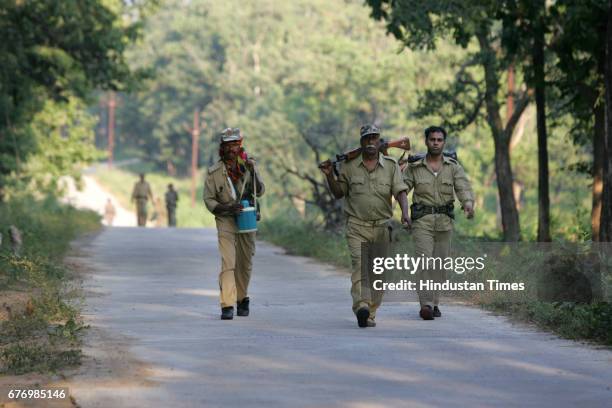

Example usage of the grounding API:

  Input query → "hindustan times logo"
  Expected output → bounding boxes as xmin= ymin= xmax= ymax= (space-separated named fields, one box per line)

xmin=372 ymin=254 xmax=487 ymax=275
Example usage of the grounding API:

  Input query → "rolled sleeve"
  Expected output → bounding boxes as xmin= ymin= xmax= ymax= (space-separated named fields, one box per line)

xmin=337 ymin=163 xmax=349 ymax=196
xmin=391 ymin=162 xmax=408 ymax=196
xmin=402 ymin=166 xmax=415 ymax=192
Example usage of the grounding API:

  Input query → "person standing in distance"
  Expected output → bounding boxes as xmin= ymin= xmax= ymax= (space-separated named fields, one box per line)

xmin=131 ymin=173 xmax=153 ymax=227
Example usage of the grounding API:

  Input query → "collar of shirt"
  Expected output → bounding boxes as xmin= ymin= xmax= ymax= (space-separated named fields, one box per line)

xmin=358 ymin=153 xmax=385 ymax=169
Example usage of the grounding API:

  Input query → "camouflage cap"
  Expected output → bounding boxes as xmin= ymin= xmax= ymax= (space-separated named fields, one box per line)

xmin=360 ymin=124 xmax=380 ymax=138
xmin=219 ymin=128 xmax=243 ymax=144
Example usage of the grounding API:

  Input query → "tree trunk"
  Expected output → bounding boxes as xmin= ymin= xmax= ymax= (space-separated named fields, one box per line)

xmin=533 ymin=6 xmax=551 ymax=242
xmin=592 ymin=105 xmax=605 ymax=241
xmin=601 ymin=0 xmax=612 ymax=242
xmin=493 ymin=136 xmax=521 ymax=241
xmin=478 ymin=31 xmax=522 ymax=241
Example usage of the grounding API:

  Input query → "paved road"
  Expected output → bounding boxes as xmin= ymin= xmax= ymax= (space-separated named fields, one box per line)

xmin=67 ymin=227 xmax=612 ymax=408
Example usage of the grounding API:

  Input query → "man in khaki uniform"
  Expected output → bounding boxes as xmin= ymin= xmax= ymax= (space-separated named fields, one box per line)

xmin=321 ymin=124 xmax=410 ymax=328
xmin=165 ymin=184 xmax=179 ymax=227
xmin=204 ymin=128 xmax=264 ymax=320
xmin=403 ymin=126 xmax=474 ymax=320
xmin=131 ymin=173 xmax=153 ymax=227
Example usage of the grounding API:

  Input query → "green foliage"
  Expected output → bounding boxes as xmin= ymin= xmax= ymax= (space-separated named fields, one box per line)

xmin=0 ymin=0 xmax=150 ymax=194
xmin=0 ymin=197 xmax=100 ymax=374
xmin=488 ymin=301 xmax=612 ymax=345
xmin=3 ymin=97 xmax=104 ymax=199
xmin=258 ymin=213 xmax=351 ymax=269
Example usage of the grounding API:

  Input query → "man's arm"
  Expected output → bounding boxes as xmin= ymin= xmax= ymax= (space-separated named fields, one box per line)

xmin=250 ymin=161 xmax=265 ymax=197
xmin=391 ymin=162 xmax=411 ymax=228
xmin=453 ymin=164 xmax=475 ymax=219
xmin=319 ymin=160 xmax=346 ymax=199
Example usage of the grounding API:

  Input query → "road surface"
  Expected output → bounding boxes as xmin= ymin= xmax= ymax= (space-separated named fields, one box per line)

xmin=64 ymin=227 xmax=612 ymax=408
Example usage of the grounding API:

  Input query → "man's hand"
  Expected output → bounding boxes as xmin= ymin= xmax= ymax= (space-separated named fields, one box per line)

xmin=401 ymin=213 xmax=412 ymax=230
xmin=246 ymin=157 xmax=256 ymax=170
xmin=464 ymin=202 xmax=475 ymax=219
xmin=319 ymin=160 xmax=334 ymax=176
xmin=213 ymin=203 xmax=243 ymax=216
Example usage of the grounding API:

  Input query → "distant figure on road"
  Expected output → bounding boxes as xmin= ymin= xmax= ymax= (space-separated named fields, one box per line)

xmin=104 ymin=198 xmax=116 ymax=226
xmin=403 ymin=126 xmax=474 ymax=320
xmin=320 ymin=124 xmax=410 ymax=328
xmin=131 ymin=173 xmax=153 ymax=227
xmin=204 ymin=128 xmax=265 ymax=320
xmin=165 ymin=184 xmax=179 ymax=227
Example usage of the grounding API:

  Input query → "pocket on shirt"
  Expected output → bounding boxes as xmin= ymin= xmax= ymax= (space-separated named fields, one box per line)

xmin=414 ymin=179 xmax=432 ymax=195
xmin=349 ymin=176 xmax=367 ymax=194
xmin=376 ymin=180 xmax=391 ymax=195
xmin=440 ymin=180 xmax=454 ymax=201
xmin=215 ymin=183 xmax=233 ymax=203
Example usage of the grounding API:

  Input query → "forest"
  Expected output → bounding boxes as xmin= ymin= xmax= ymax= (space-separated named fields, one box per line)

xmin=1 ymin=0 xmax=611 ymax=243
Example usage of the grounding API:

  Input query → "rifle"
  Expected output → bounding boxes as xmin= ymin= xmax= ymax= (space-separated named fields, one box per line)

xmin=318 ymin=137 xmax=411 ymax=175
xmin=398 ymin=151 xmax=458 ymax=170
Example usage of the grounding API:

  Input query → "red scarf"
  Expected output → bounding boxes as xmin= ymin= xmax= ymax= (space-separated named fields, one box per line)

xmin=223 ymin=148 xmax=249 ymax=183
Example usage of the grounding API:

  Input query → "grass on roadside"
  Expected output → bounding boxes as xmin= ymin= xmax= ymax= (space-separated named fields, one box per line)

xmin=0 ymin=196 xmax=100 ymax=374
xmin=258 ymin=216 xmax=351 ymax=269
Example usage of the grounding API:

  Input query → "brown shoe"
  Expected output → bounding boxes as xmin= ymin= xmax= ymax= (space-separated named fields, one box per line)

xmin=420 ymin=305 xmax=434 ymax=320
xmin=366 ymin=318 xmax=376 ymax=327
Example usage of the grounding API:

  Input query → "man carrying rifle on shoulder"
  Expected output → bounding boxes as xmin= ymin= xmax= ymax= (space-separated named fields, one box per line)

xmin=402 ymin=126 xmax=475 ymax=320
xmin=320 ymin=124 xmax=410 ymax=328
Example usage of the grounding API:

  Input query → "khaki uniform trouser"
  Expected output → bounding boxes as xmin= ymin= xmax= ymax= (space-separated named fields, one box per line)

xmin=217 ymin=229 xmax=255 ymax=308
xmin=413 ymin=227 xmax=452 ymax=308
xmin=136 ymin=199 xmax=147 ymax=226
xmin=345 ymin=220 xmax=391 ymax=319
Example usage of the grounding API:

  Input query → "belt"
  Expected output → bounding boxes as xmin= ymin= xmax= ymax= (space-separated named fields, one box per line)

xmin=421 ymin=205 xmax=450 ymax=214
xmin=347 ymin=216 xmax=391 ymax=227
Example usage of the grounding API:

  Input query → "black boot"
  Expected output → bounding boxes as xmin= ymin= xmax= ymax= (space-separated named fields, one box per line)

xmin=221 ymin=306 xmax=234 ymax=320
xmin=433 ymin=306 xmax=442 ymax=318
xmin=356 ymin=307 xmax=370 ymax=328
xmin=237 ymin=297 xmax=250 ymax=317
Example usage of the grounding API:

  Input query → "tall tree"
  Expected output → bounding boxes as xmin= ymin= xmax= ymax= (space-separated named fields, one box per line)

xmin=502 ymin=0 xmax=552 ymax=241
xmin=549 ymin=0 xmax=608 ymax=241
xmin=601 ymin=0 xmax=612 ymax=242
xmin=0 ymin=0 xmax=146 ymax=197
xmin=367 ymin=0 xmax=529 ymax=241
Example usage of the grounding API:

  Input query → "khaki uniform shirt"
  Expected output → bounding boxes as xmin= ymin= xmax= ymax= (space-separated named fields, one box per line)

xmin=131 ymin=181 xmax=152 ymax=201
xmin=203 ymin=161 xmax=265 ymax=233
xmin=403 ymin=155 xmax=474 ymax=231
xmin=337 ymin=154 xmax=408 ymax=222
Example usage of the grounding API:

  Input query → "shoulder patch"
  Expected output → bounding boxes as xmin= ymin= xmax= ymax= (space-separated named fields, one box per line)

xmin=446 ymin=157 xmax=458 ymax=165
xmin=407 ymin=153 xmax=426 ymax=164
